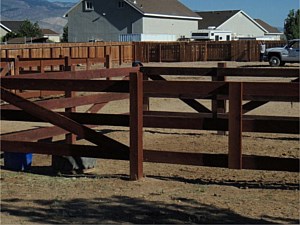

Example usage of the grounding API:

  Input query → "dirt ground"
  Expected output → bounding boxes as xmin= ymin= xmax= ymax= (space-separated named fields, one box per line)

xmin=1 ymin=61 xmax=299 ymax=224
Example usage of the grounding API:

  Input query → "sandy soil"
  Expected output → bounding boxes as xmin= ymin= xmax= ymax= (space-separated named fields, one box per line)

xmin=1 ymin=61 xmax=299 ymax=224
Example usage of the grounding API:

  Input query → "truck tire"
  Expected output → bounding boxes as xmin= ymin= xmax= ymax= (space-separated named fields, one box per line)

xmin=269 ymin=56 xmax=281 ymax=67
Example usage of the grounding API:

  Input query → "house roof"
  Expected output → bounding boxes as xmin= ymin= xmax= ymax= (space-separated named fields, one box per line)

xmin=6 ymin=37 xmax=48 ymax=44
xmin=0 ymin=21 xmax=24 ymax=33
xmin=254 ymin=19 xmax=281 ymax=33
xmin=125 ymin=0 xmax=201 ymax=20
xmin=195 ymin=10 xmax=240 ymax=29
xmin=64 ymin=0 xmax=201 ymax=20
xmin=196 ymin=10 xmax=268 ymax=33
xmin=41 ymin=29 xmax=59 ymax=35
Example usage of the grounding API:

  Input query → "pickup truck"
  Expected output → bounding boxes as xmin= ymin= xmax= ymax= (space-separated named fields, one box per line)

xmin=263 ymin=39 xmax=300 ymax=66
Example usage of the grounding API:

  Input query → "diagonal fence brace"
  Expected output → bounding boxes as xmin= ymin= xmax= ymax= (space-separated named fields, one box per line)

xmin=0 ymin=87 xmax=129 ymax=153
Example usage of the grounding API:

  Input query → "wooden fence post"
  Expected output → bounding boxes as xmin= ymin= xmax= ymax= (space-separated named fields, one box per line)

xmin=14 ymin=56 xmax=20 ymax=75
xmin=130 ymin=72 xmax=144 ymax=180
xmin=105 ymin=54 xmax=112 ymax=69
xmin=64 ymin=56 xmax=73 ymax=71
xmin=228 ymin=82 xmax=243 ymax=169
xmin=119 ymin=45 xmax=123 ymax=65
xmin=143 ymin=73 xmax=150 ymax=111
xmin=212 ymin=62 xmax=227 ymax=134
xmin=65 ymin=91 xmax=76 ymax=144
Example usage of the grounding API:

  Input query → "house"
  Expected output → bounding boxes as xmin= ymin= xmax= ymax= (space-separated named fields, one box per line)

xmin=191 ymin=28 xmax=232 ymax=41
xmin=254 ymin=19 xmax=283 ymax=40
xmin=6 ymin=37 xmax=48 ymax=44
xmin=0 ymin=21 xmax=60 ymax=43
xmin=0 ymin=21 xmax=24 ymax=39
xmin=41 ymin=29 xmax=60 ymax=42
xmin=64 ymin=0 xmax=202 ymax=42
xmin=195 ymin=10 xmax=283 ymax=41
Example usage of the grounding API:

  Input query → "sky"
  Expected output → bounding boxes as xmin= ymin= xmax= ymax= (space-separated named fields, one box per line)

xmin=50 ymin=0 xmax=299 ymax=28
xmin=179 ymin=0 xmax=299 ymax=28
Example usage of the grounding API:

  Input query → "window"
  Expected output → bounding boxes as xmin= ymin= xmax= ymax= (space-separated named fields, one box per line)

xmin=85 ymin=0 xmax=94 ymax=11
xmin=226 ymin=35 xmax=231 ymax=41
xmin=192 ymin=33 xmax=209 ymax=37
xmin=118 ymin=0 xmax=125 ymax=8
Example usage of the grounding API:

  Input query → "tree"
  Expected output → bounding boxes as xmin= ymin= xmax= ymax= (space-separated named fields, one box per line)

xmin=62 ymin=25 xmax=68 ymax=43
xmin=1 ymin=31 xmax=19 ymax=42
xmin=1 ymin=19 xmax=42 ymax=42
xmin=18 ymin=19 xmax=42 ymax=38
xmin=284 ymin=9 xmax=300 ymax=40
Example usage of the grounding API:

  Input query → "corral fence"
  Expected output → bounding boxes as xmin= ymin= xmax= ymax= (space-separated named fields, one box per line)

xmin=0 ymin=64 xmax=299 ymax=180
xmin=0 ymin=55 xmax=112 ymax=76
xmin=0 ymin=41 xmax=286 ymax=66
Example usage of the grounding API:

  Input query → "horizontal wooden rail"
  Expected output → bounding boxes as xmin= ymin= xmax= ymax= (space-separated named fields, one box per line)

xmin=4 ymin=67 xmax=138 ymax=79
xmin=1 ymin=140 xmax=129 ymax=160
xmin=1 ymin=140 xmax=298 ymax=172
xmin=1 ymin=110 xmax=298 ymax=134
xmin=1 ymin=78 xmax=130 ymax=92
xmin=1 ymin=93 xmax=129 ymax=111
xmin=141 ymin=66 xmax=300 ymax=78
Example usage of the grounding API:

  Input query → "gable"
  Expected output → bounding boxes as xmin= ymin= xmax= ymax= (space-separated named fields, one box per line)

xmin=196 ymin=10 xmax=240 ymax=29
xmin=125 ymin=0 xmax=201 ymax=20
xmin=254 ymin=19 xmax=281 ymax=33
xmin=0 ymin=21 xmax=24 ymax=33
xmin=65 ymin=0 xmax=201 ymax=20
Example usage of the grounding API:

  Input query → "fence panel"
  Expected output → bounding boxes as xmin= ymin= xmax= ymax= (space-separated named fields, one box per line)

xmin=0 ymin=41 xmax=288 ymax=65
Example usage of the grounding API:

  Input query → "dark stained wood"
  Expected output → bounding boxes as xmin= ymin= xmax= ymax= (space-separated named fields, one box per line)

xmin=1 ymin=93 xmax=129 ymax=110
xmin=129 ymin=72 xmax=144 ymax=180
xmin=0 ymin=87 xmax=129 ymax=153
xmin=1 ymin=109 xmax=298 ymax=134
xmin=147 ymin=74 xmax=211 ymax=113
xmin=228 ymin=82 xmax=243 ymax=169
xmin=1 ymin=78 xmax=130 ymax=93
xmin=5 ymin=67 xmax=138 ymax=79
xmin=1 ymin=140 xmax=129 ymax=160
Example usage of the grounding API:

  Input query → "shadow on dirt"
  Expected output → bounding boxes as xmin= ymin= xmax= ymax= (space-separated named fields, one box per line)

xmin=3 ymin=163 xmax=297 ymax=191
xmin=148 ymin=175 xmax=299 ymax=191
xmin=2 ymin=195 xmax=295 ymax=224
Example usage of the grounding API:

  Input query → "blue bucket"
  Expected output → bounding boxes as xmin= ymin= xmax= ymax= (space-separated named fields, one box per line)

xmin=4 ymin=152 xmax=32 ymax=171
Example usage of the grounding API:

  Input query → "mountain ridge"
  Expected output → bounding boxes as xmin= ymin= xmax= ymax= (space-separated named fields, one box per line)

xmin=1 ymin=0 xmax=76 ymax=34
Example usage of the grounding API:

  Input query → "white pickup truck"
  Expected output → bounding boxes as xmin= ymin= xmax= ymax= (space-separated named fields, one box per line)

xmin=263 ymin=39 xmax=300 ymax=66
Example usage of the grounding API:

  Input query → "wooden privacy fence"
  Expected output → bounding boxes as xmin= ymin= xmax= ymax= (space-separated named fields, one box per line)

xmin=134 ymin=40 xmax=286 ymax=62
xmin=1 ymin=41 xmax=286 ymax=65
xmin=0 ymin=42 xmax=134 ymax=65
xmin=0 ymin=66 xmax=299 ymax=180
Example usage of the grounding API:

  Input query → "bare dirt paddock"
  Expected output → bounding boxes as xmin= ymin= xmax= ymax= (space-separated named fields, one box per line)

xmin=1 ymin=61 xmax=299 ymax=224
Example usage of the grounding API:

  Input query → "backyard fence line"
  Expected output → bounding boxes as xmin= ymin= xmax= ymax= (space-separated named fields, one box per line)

xmin=1 ymin=40 xmax=286 ymax=64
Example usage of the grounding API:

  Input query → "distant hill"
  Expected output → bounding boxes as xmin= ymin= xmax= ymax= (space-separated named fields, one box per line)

xmin=0 ymin=0 xmax=75 ymax=34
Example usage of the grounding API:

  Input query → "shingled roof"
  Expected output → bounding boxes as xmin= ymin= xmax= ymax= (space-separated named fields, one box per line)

xmin=0 ymin=21 xmax=24 ymax=33
xmin=125 ymin=0 xmax=201 ymax=19
xmin=254 ymin=19 xmax=281 ymax=33
xmin=195 ymin=10 xmax=240 ymax=29
xmin=65 ymin=0 xmax=201 ymax=20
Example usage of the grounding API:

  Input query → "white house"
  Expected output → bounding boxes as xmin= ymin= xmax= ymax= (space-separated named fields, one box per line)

xmin=195 ymin=10 xmax=283 ymax=41
xmin=41 ymin=29 xmax=60 ymax=42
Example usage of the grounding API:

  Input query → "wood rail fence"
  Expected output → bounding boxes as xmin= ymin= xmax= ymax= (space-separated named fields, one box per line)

xmin=0 ymin=65 xmax=299 ymax=180
xmin=0 ymin=55 xmax=112 ymax=76
xmin=0 ymin=41 xmax=286 ymax=65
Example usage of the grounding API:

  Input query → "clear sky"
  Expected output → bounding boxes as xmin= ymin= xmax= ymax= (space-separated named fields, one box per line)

xmin=50 ymin=0 xmax=299 ymax=27
xmin=179 ymin=0 xmax=299 ymax=28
